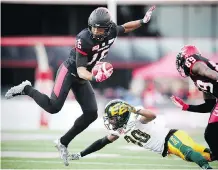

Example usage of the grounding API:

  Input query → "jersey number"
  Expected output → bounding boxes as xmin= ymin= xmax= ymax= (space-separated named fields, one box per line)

xmin=87 ymin=49 xmax=109 ymax=65
xmin=185 ymin=57 xmax=196 ymax=68
xmin=124 ymin=129 xmax=151 ymax=147
xmin=76 ymin=39 xmax=82 ymax=49
xmin=196 ymin=80 xmax=214 ymax=93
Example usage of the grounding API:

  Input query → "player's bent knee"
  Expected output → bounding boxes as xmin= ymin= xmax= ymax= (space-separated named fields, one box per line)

xmin=83 ymin=110 xmax=98 ymax=123
xmin=47 ymin=104 xmax=62 ymax=114
xmin=45 ymin=100 xmax=64 ymax=114
xmin=48 ymin=107 xmax=61 ymax=114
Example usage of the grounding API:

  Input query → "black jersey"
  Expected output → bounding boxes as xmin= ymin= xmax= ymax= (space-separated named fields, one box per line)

xmin=66 ymin=22 xmax=124 ymax=77
xmin=183 ymin=54 xmax=218 ymax=98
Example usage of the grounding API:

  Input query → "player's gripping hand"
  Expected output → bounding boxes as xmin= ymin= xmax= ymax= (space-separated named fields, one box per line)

xmin=142 ymin=5 xmax=156 ymax=24
xmin=94 ymin=67 xmax=113 ymax=82
xmin=125 ymin=103 xmax=137 ymax=113
xmin=170 ymin=95 xmax=189 ymax=111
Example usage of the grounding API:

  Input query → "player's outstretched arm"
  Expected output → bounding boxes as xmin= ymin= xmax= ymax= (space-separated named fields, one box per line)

xmin=192 ymin=62 xmax=218 ymax=81
xmin=171 ymin=95 xmax=216 ymax=113
xmin=137 ymin=108 xmax=156 ymax=124
xmin=125 ymin=103 xmax=156 ymax=123
xmin=121 ymin=6 xmax=156 ymax=33
xmin=69 ymin=135 xmax=119 ymax=160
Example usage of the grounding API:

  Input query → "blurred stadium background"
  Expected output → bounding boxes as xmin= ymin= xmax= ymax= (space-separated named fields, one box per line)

xmin=1 ymin=0 xmax=218 ymax=169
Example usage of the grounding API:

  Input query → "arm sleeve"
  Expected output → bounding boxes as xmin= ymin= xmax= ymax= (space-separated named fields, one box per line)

xmin=116 ymin=25 xmax=125 ymax=35
xmin=76 ymin=51 xmax=88 ymax=68
xmin=187 ymin=99 xmax=216 ymax=113
xmin=75 ymin=38 xmax=90 ymax=68
xmin=80 ymin=136 xmax=112 ymax=157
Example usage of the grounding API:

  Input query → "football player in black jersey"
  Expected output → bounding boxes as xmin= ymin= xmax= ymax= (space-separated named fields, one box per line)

xmin=171 ymin=45 xmax=218 ymax=161
xmin=5 ymin=6 xmax=156 ymax=166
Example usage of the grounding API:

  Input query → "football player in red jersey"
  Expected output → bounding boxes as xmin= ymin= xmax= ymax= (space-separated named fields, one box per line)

xmin=171 ymin=45 xmax=218 ymax=161
xmin=5 ymin=6 xmax=156 ymax=166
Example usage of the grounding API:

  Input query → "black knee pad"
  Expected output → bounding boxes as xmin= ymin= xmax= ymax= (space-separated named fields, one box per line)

xmin=47 ymin=103 xmax=62 ymax=114
xmin=83 ymin=110 xmax=98 ymax=123
xmin=48 ymin=107 xmax=60 ymax=114
xmin=45 ymin=99 xmax=63 ymax=114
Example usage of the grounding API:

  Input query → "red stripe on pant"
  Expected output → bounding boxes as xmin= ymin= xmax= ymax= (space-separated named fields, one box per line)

xmin=54 ymin=65 xmax=68 ymax=97
xmin=209 ymin=101 xmax=218 ymax=123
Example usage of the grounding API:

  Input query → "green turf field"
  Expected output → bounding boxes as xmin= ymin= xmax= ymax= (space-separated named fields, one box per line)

xmin=1 ymin=129 xmax=218 ymax=169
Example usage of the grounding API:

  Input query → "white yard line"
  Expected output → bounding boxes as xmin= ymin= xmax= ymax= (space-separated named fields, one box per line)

xmin=1 ymin=151 xmax=119 ymax=159
xmin=0 ymin=151 xmax=182 ymax=161
xmin=2 ymin=159 xmax=197 ymax=168
xmin=1 ymin=133 xmax=60 ymax=141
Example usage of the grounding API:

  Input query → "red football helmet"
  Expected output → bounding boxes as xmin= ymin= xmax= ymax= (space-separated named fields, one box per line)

xmin=181 ymin=45 xmax=200 ymax=58
xmin=176 ymin=45 xmax=200 ymax=77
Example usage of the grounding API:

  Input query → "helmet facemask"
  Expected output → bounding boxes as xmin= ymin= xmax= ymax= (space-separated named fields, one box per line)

xmin=88 ymin=7 xmax=113 ymax=41
xmin=176 ymin=53 xmax=188 ymax=77
xmin=88 ymin=24 xmax=112 ymax=41
xmin=104 ymin=100 xmax=131 ymax=131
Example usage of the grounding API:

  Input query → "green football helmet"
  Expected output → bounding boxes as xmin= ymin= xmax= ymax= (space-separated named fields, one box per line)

xmin=104 ymin=99 xmax=132 ymax=130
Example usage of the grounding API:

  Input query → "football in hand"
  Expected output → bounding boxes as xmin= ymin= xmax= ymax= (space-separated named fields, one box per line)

xmin=92 ymin=62 xmax=113 ymax=76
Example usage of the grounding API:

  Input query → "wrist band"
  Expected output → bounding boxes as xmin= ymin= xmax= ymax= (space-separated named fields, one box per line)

xmin=140 ymin=19 xmax=145 ymax=25
xmin=91 ymin=76 xmax=96 ymax=82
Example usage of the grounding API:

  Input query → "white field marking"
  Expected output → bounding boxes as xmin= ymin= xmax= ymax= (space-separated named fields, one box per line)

xmin=1 ymin=133 xmax=60 ymax=141
xmin=1 ymin=151 xmax=183 ymax=161
xmin=1 ymin=159 xmax=197 ymax=168
xmin=1 ymin=132 xmax=106 ymax=141
xmin=1 ymin=151 xmax=119 ymax=159
xmin=121 ymin=145 xmax=145 ymax=151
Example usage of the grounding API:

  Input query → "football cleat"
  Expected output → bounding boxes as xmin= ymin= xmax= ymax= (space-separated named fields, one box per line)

xmin=201 ymin=164 xmax=213 ymax=169
xmin=68 ymin=153 xmax=81 ymax=160
xmin=5 ymin=80 xmax=32 ymax=99
xmin=54 ymin=139 xmax=69 ymax=166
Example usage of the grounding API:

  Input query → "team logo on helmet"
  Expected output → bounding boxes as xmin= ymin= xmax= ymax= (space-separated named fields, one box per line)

xmin=104 ymin=99 xmax=131 ymax=130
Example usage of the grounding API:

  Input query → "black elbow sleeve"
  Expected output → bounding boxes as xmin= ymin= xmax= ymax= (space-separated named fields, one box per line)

xmin=188 ymin=99 xmax=216 ymax=113
xmin=205 ymin=99 xmax=217 ymax=110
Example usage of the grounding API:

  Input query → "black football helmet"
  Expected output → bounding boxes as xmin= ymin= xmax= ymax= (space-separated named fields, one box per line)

xmin=88 ymin=7 xmax=113 ymax=41
xmin=104 ymin=99 xmax=131 ymax=130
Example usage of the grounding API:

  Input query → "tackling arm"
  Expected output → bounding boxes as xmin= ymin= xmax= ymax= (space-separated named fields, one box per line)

xmin=121 ymin=6 xmax=155 ymax=33
xmin=171 ymin=94 xmax=216 ymax=113
xmin=125 ymin=103 xmax=156 ymax=123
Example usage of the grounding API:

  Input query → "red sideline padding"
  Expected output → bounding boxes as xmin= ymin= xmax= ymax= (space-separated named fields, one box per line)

xmin=35 ymin=68 xmax=53 ymax=80
xmin=1 ymin=37 xmax=76 ymax=46
xmin=35 ymin=67 xmax=54 ymax=128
